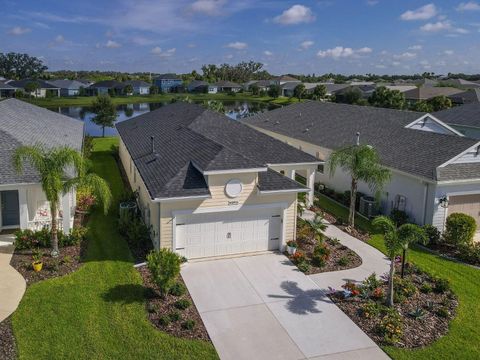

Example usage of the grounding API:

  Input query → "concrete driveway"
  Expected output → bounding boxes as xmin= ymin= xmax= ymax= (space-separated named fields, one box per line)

xmin=181 ymin=253 xmax=389 ymax=360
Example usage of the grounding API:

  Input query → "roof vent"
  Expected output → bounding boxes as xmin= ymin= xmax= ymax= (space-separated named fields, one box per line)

xmin=150 ymin=136 xmax=155 ymax=154
xmin=274 ymin=121 xmax=280 ymax=125
xmin=356 ymin=132 xmax=360 ymax=146
xmin=476 ymin=145 xmax=480 ymax=156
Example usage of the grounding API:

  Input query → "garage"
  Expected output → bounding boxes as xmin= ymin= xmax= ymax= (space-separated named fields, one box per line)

xmin=448 ymin=194 xmax=480 ymax=227
xmin=175 ymin=207 xmax=283 ymax=259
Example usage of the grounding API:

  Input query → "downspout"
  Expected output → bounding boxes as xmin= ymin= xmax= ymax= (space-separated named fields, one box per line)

xmin=422 ymin=182 xmax=428 ymax=225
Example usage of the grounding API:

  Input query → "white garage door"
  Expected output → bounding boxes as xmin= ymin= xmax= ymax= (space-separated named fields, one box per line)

xmin=175 ymin=208 xmax=282 ymax=259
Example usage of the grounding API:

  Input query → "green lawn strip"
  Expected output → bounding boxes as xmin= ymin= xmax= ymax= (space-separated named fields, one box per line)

xmin=315 ymin=192 xmax=480 ymax=359
xmin=24 ymin=93 xmax=297 ymax=107
xmin=12 ymin=137 xmax=217 ymax=360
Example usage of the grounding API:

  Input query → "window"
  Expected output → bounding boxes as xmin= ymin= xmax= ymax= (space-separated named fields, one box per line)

xmin=317 ymin=164 xmax=324 ymax=174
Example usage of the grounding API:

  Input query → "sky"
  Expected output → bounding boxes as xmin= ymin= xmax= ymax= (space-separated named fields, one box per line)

xmin=1 ymin=0 xmax=479 ymax=75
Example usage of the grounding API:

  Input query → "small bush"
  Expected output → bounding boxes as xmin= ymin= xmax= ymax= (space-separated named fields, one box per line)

xmin=174 ymin=299 xmax=191 ymax=310
xmin=181 ymin=320 xmax=196 ymax=330
xmin=328 ymin=237 xmax=340 ymax=246
xmin=422 ymin=224 xmax=441 ymax=245
xmin=169 ymin=311 xmax=182 ymax=322
xmin=409 ymin=307 xmax=426 ymax=320
xmin=158 ymin=315 xmax=171 ymax=326
xmin=390 ymin=209 xmax=409 ymax=227
xmin=312 ymin=244 xmax=331 ymax=267
xmin=169 ymin=282 xmax=187 ymax=297
xmin=436 ymin=307 xmax=450 ymax=318
xmin=361 ymin=302 xmax=381 ymax=319
xmin=457 ymin=242 xmax=480 ymax=265
xmin=420 ymin=283 xmax=433 ymax=294
xmin=362 ymin=273 xmax=382 ymax=291
xmin=433 ymin=277 xmax=450 ymax=294
xmin=394 ymin=277 xmax=416 ymax=301
xmin=62 ymin=226 xmax=88 ymax=246
xmin=14 ymin=228 xmax=70 ymax=250
xmin=291 ymin=250 xmax=306 ymax=264
xmin=443 ymin=213 xmax=477 ymax=246
xmin=377 ymin=308 xmax=403 ymax=345
xmin=147 ymin=249 xmax=182 ymax=297
xmin=337 ymin=256 xmax=349 ymax=266
xmin=297 ymin=261 xmax=311 ymax=273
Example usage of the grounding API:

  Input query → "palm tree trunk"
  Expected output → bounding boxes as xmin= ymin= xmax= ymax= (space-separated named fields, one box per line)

xmin=50 ymin=202 xmax=59 ymax=257
xmin=349 ymin=178 xmax=357 ymax=228
xmin=387 ymin=257 xmax=395 ymax=307
xmin=102 ymin=126 xmax=105 ymax=137
xmin=401 ymin=248 xmax=406 ymax=278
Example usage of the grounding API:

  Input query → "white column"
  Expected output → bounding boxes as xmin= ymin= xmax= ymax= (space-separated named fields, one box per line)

xmin=18 ymin=188 xmax=29 ymax=229
xmin=287 ymin=169 xmax=296 ymax=180
xmin=62 ymin=192 xmax=71 ymax=233
xmin=306 ymin=168 xmax=315 ymax=207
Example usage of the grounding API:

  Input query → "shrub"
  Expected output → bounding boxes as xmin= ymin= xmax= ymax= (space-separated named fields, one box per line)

xmin=433 ymin=277 xmax=450 ymax=294
xmin=337 ymin=256 xmax=349 ymax=266
xmin=14 ymin=228 xmax=70 ymax=250
xmin=146 ymin=249 xmax=182 ymax=297
xmin=174 ymin=299 xmax=191 ymax=310
xmin=169 ymin=311 xmax=182 ymax=322
xmin=409 ymin=307 xmax=426 ymax=320
xmin=158 ymin=315 xmax=171 ymax=326
xmin=361 ymin=302 xmax=381 ymax=319
xmin=62 ymin=226 xmax=88 ymax=246
xmin=169 ymin=282 xmax=187 ymax=297
xmin=181 ymin=320 xmax=196 ymax=330
xmin=286 ymin=240 xmax=297 ymax=248
xmin=328 ymin=237 xmax=340 ymax=246
xmin=125 ymin=218 xmax=151 ymax=247
xmin=422 ymin=224 xmax=441 ymax=245
xmin=389 ymin=209 xmax=409 ymax=227
xmin=372 ymin=287 xmax=385 ymax=300
xmin=291 ymin=250 xmax=306 ymax=264
xmin=457 ymin=242 xmax=480 ymax=265
xmin=420 ymin=283 xmax=433 ymax=294
xmin=394 ymin=277 xmax=416 ymax=302
xmin=14 ymin=229 xmax=38 ymax=250
xmin=443 ymin=213 xmax=477 ymax=246
xmin=436 ymin=307 xmax=450 ymax=318
xmin=342 ymin=281 xmax=360 ymax=296
xmin=76 ymin=187 xmax=96 ymax=213
xmin=378 ymin=308 xmax=403 ymax=344
xmin=297 ymin=261 xmax=311 ymax=273
xmin=312 ymin=244 xmax=331 ymax=267
xmin=362 ymin=273 xmax=382 ymax=291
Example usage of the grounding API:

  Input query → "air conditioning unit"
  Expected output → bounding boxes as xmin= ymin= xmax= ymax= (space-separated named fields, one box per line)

xmin=359 ymin=196 xmax=376 ymax=218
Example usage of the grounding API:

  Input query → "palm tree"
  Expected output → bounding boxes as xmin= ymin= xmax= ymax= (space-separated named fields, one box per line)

xmin=308 ymin=214 xmax=327 ymax=243
xmin=397 ymin=223 xmax=427 ymax=278
xmin=372 ymin=216 xmax=426 ymax=306
xmin=13 ymin=145 xmax=112 ymax=256
xmin=328 ymin=143 xmax=390 ymax=229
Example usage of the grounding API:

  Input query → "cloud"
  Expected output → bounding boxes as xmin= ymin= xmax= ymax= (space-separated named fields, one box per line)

xmin=317 ymin=46 xmax=372 ymax=59
xmin=420 ymin=20 xmax=452 ymax=32
xmin=189 ymin=0 xmax=226 ymax=16
xmin=273 ymin=5 xmax=315 ymax=25
xmin=408 ymin=45 xmax=423 ymax=50
xmin=131 ymin=36 xmax=155 ymax=46
xmin=8 ymin=26 xmax=31 ymax=35
xmin=400 ymin=4 xmax=437 ymax=20
xmin=151 ymin=47 xmax=176 ymax=57
xmin=393 ymin=52 xmax=417 ymax=59
xmin=151 ymin=46 xmax=162 ymax=54
xmin=264 ymin=50 xmax=273 ymax=56
xmin=226 ymin=41 xmax=247 ymax=50
xmin=106 ymin=40 xmax=121 ymax=48
xmin=49 ymin=34 xmax=66 ymax=47
xmin=366 ymin=0 xmax=379 ymax=6
xmin=444 ymin=49 xmax=454 ymax=55
xmin=300 ymin=40 xmax=314 ymax=50
xmin=375 ymin=64 xmax=386 ymax=69
xmin=225 ymin=54 xmax=234 ymax=59
xmin=456 ymin=1 xmax=480 ymax=11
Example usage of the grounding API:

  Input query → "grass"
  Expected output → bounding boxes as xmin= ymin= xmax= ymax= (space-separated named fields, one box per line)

xmin=316 ymin=193 xmax=480 ymax=359
xmin=12 ymin=137 xmax=217 ymax=360
xmin=24 ymin=93 xmax=300 ymax=107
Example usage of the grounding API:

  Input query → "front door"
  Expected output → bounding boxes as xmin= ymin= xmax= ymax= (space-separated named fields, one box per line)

xmin=1 ymin=191 xmax=20 ymax=227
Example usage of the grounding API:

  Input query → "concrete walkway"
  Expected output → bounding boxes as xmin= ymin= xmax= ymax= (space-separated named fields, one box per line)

xmin=0 ymin=234 xmax=26 ymax=323
xmin=182 ymin=253 xmax=389 ymax=360
xmin=302 ymin=210 xmax=390 ymax=291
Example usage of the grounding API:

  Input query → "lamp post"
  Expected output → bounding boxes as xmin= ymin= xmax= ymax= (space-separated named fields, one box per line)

xmin=439 ymin=195 xmax=449 ymax=232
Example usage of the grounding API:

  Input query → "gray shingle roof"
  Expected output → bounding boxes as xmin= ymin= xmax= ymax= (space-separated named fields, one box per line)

xmin=243 ymin=101 xmax=479 ymax=181
xmin=213 ymin=80 xmax=241 ymax=88
xmin=0 ymin=99 xmax=84 ymax=185
xmin=116 ymin=102 xmax=316 ymax=199
xmin=123 ymin=80 xmax=151 ymax=87
xmin=434 ymin=103 xmax=480 ymax=128
xmin=47 ymin=79 xmax=85 ymax=90
xmin=437 ymin=163 xmax=480 ymax=181
xmin=89 ymin=80 xmax=123 ymax=88
xmin=404 ymin=86 xmax=463 ymax=100
xmin=258 ymin=169 xmax=308 ymax=192
xmin=7 ymin=79 xmax=59 ymax=89
xmin=154 ymin=73 xmax=180 ymax=80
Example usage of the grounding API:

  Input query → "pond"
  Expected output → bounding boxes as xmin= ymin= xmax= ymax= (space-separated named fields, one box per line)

xmin=49 ymin=100 xmax=278 ymax=136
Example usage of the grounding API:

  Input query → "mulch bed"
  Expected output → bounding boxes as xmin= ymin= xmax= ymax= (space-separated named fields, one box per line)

xmin=0 ymin=317 xmax=16 ymax=360
xmin=330 ymin=264 xmax=458 ymax=348
xmin=138 ymin=266 xmax=210 ymax=342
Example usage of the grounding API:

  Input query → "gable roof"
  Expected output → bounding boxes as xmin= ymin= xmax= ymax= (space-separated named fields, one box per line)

xmin=154 ymin=73 xmax=181 ymax=80
xmin=47 ymin=79 xmax=85 ymax=89
xmin=404 ymin=86 xmax=463 ymax=100
xmin=213 ymin=80 xmax=241 ymax=88
xmin=7 ymin=79 xmax=59 ymax=89
xmin=276 ymin=75 xmax=300 ymax=82
xmin=0 ymin=99 xmax=84 ymax=185
xmin=0 ymin=81 xmax=16 ymax=90
xmin=448 ymin=89 xmax=480 ymax=105
xmin=243 ymin=101 xmax=479 ymax=181
xmin=434 ymin=103 xmax=480 ymax=128
xmin=89 ymin=80 xmax=123 ymax=88
xmin=116 ymin=102 xmax=317 ymax=199
xmin=123 ymin=80 xmax=151 ymax=87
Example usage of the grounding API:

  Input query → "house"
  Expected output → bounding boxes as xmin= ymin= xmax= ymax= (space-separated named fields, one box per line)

xmin=334 ymin=85 xmax=377 ymax=100
xmin=281 ymin=82 xmax=301 ymax=97
xmin=122 ymin=80 xmax=151 ymax=95
xmin=187 ymin=80 xmax=209 ymax=93
xmin=213 ymin=80 xmax=242 ymax=93
xmin=434 ymin=103 xmax=480 ymax=139
xmin=404 ymin=86 xmax=464 ymax=104
xmin=76 ymin=78 xmax=94 ymax=87
xmin=448 ymin=89 xmax=480 ymax=105
xmin=88 ymin=80 xmax=124 ymax=95
xmin=385 ymin=85 xmax=417 ymax=93
xmin=247 ymin=80 xmax=275 ymax=92
xmin=7 ymin=79 xmax=60 ymax=98
xmin=207 ymin=84 xmax=218 ymax=94
xmin=441 ymin=78 xmax=480 ymax=90
xmin=116 ymin=102 xmax=320 ymax=259
xmin=153 ymin=74 xmax=183 ymax=93
xmin=0 ymin=81 xmax=17 ymax=98
xmin=243 ymin=101 xmax=480 ymax=233
xmin=274 ymin=75 xmax=301 ymax=86
xmin=322 ymin=83 xmax=350 ymax=97
xmin=0 ymin=99 xmax=83 ymax=233
xmin=47 ymin=79 xmax=86 ymax=96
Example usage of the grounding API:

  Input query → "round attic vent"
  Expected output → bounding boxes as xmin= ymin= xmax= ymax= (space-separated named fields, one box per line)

xmin=225 ymin=179 xmax=243 ymax=198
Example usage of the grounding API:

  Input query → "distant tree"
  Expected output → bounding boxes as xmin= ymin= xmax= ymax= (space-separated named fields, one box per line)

xmin=268 ymin=84 xmax=281 ymax=98
xmin=149 ymin=85 xmax=159 ymax=94
xmin=411 ymin=101 xmax=432 ymax=112
xmin=203 ymin=100 xmax=225 ymax=113
xmin=293 ymin=83 xmax=306 ymax=99
xmin=91 ymin=95 xmax=117 ymax=137
xmin=78 ymin=86 xmax=86 ymax=96
xmin=123 ymin=84 xmax=133 ymax=95
xmin=369 ymin=86 xmax=405 ymax=109
xmin=0 ymin=52 xmax=48 ymax=79
xmin=107 ymin=88 xmax=115 ymax=97
xmin=249 ymin=84 xmax=259 ymax=96
xmin=312 ymin=84 xmax=327 ymax=100
xmin=337 ymin=88 xmax=363 ymax=105
xmin=428 ymin=95 xmax=452 ymax=112
xmin=24 ymin=81 xmax=40 ymax=96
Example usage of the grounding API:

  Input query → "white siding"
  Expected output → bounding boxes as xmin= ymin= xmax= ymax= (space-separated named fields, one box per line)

xmin=406 ymin=116 xmax=457 ymax=135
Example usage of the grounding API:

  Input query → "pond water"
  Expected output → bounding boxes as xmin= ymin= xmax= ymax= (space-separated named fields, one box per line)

xmin=49 ymin=100 xmax=278 ymax=136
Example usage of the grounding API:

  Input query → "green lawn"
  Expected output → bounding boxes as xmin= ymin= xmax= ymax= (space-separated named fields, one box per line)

xmin=12 ymin=137 xmax=218 ymax=360
xmin=25 ymin=93 xmax=299 ymax=107
xmin=316 ymin=193 xmax=480 ymax=359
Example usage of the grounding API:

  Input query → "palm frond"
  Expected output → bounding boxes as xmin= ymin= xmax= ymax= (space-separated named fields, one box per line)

xmin=13 ymin=145 xmax=46 ymax=175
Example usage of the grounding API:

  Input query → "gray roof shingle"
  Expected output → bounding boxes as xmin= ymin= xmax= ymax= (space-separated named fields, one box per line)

xmin=243 ymin=101 xmax=479 ymax=181
xmin=258 ymin=169 xmax=308 ymax=192
xmin=434 ymin=103 xmax=480 ymax=128
xmin=437 ymin=163 xmax=480 ymax=181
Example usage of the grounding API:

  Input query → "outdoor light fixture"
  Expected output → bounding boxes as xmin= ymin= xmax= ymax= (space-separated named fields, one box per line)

xmin=439 ymin=195 xmax=449 ymax=208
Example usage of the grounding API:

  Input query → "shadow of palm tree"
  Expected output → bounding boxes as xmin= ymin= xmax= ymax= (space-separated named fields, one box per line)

xmin=268 ymin=281 xmax=331 ymax=315
xmin=102 ymin=284 xmax=148 ymax=304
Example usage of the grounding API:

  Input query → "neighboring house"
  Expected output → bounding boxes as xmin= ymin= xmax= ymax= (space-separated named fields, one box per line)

xmin=153 ymin=74 xmax=183 ymax=93
xmin=434 ymin=103 xmax=480 ymax=139
xmin=448 ymin=89 xmax=480 ymax=105
xmin=76 ymin=79 xmax=94 ymax=87
xmin=385 ymin=85 xmax=417 ymax=93
xmin=187 ymin=80 xmax=208 ymax=93
xmin=122 ymin=80 xmax=151 ymax=95
xmin=88 ymin=80 xmax=124 ymax=95
xmin=441 ymin=78 xmax=480 ymax=90
xmin=47 ymin=79 xmax=86 ymax=96
xmin=7 ymin=79 xmax=60 ymax=98
xmin=274 ymin=75 xmax=301 ymax=86
xmin=213 ymin=80 xmax=242 ymax=93
xmin=116 ymin=102 xmax=320 ymax=259
xmin=252 ymin=80 xmax=275 ymax=92
xmin=323 ymin=83 xmax=350 ymax=97
xmin=207 ymin=84 xmax=218 ymax=94
xmin=281 ymin=82 xmax=301 ymax=97
xmin=335 ymin=85 xmax=376 ymax=100
xmin=243 ymin=101 xmax=480 ymax=233
xmin=404 ymin=86 xmax=464 ymax=104
xmin=0 ymin=81 xmax=17 ymax=98
xmin=0 ymin=99 xmax=84 ymax=233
